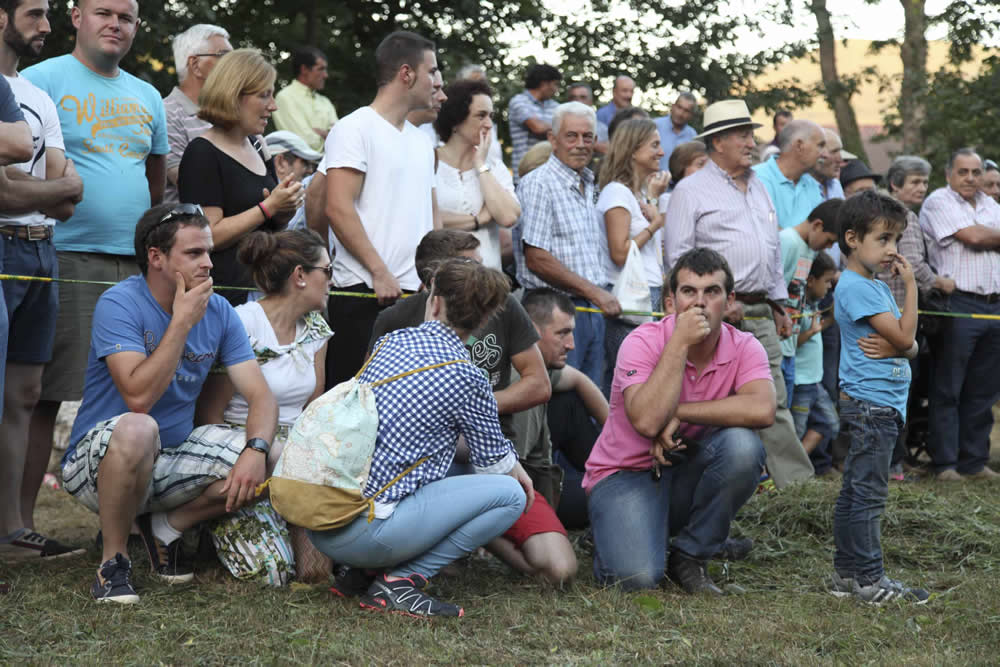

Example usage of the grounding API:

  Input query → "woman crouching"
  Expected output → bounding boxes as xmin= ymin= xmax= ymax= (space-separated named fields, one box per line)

xmin=309 ymin=259 xmax=534 ymax=618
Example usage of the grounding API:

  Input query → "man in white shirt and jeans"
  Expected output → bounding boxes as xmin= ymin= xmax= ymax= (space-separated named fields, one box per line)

xmin=316 ymin=30 xmax=442 ymax=388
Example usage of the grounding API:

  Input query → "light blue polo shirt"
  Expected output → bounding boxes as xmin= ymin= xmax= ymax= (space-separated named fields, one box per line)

xmin=753 ymin=156 xmax=824 ymax=230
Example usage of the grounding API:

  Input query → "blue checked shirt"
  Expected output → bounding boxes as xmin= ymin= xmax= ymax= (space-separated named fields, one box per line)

xmin=514 ymin=154 xmax=606 ymax=291
xmin=360 ymin=321 xmax=517 ymax=515
xmin=508 ymin=90 xmax=558 ymax=182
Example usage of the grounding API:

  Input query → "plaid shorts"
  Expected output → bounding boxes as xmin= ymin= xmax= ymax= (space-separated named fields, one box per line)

xmin=62 ymin=416 xmax=245 ymax=514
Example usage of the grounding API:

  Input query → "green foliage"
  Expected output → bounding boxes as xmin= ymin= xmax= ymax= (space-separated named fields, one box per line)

xmin=27 ymin=0 xmax=813 ymax=121
xmin=880 ymin=56 xmax=1000 ymax=184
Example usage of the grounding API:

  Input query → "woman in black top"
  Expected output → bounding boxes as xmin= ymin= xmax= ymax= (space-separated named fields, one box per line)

xmin=179 ymin=48 xmax=303 ymax=305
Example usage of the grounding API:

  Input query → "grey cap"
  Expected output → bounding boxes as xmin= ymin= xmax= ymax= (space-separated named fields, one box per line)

xmin=264 ymin=130 xmax=322 ymax=163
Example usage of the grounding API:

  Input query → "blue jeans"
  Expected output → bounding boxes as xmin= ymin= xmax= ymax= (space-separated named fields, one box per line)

xmin=928 ymin=291 xmax=1000 ymax=474
xmin=566 ymin=298 xmax=605 ymax=388
xmin=603 ymin=286 xmax=661 ymax=397
xmin=791 ymin=382 xmax=839 ymax=475
xmin=781 ymin=355 xmax=795 ymax=407
xmin=833 ymin=396 xmax=900 ymax=585
xmin=588 ymin=427 xmax=765 ymax=590
xmin=308 ymin=475 xmax=525 ymax=579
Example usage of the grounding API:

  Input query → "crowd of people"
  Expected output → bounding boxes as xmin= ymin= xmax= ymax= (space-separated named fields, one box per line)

xmin=1 ymin=0 xmax=999 ymax=617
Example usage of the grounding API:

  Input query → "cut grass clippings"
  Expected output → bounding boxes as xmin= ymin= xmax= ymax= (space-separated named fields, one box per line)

xmin=3 ymin=475 xmax=1000 ymax=664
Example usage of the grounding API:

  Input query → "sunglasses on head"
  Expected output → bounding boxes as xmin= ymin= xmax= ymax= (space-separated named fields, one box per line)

xmin=144 ymin=203 xmax=205 ymax=246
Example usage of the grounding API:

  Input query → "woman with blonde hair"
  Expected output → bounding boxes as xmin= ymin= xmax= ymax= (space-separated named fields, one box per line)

xmin=179 ymin=48 xmax=303 ymax=306
xmin=597 ymin=118 xmax=669 ymax=392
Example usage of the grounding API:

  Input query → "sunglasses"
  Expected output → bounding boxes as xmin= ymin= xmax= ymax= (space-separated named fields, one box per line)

xmin=306 ymin=264 xmax=334 ymax=278
xmin=193 ymin=50 xmax=232 ymax=59
xmin=144 ymin=203 xmax=205 ymax=245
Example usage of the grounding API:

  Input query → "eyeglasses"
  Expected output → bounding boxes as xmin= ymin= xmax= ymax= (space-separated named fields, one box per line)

xmin=306 ymin=264 xmax=334 ymax=278
xmin=144 ymin=203 xmax=204 ymax=245
xmin=193 ymin=50 xmax=232 ymax=59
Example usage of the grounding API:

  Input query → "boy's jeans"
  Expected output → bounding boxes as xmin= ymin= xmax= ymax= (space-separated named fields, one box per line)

xmin=833 ymin=395 xmax=901 ymax=585
xmin=791 ymin=382 xmax=839 ymax=474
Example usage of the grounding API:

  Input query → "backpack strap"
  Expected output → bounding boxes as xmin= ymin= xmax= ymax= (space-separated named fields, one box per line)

xmin=363 ymin=455 xmax=431 ymax=522
xmin=370 ymin=358 xmax=468 ymax=387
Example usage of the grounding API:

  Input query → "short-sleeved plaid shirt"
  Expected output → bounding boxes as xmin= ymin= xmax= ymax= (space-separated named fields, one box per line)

xmin=514 ymin=154 xmax=605 ymax=291
xmin=508 ymin=90 xmax=558 ymax=181
xmin=360 ymin=321 xmax=516 ymax=514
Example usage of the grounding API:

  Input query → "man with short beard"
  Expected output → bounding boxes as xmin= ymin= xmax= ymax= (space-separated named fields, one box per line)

xmin=22 ymin=0 xmax=168 ymax=516
xmin=0 ymin=0 xmax=86 ymax=562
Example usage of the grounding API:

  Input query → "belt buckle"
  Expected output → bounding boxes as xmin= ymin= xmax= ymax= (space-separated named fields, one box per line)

xmin=26 ymin=226 xmax=47 ymax=241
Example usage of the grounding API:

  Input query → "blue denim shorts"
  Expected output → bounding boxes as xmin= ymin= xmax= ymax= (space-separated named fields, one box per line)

xmin=1 ymin=233 xmax=58 ymax=363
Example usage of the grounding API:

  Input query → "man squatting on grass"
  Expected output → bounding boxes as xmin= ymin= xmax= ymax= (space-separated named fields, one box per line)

xmin=62 ymin=203 xmax=278 ymax=604
xmin=584 ymin=248 xmax=774 ymax=593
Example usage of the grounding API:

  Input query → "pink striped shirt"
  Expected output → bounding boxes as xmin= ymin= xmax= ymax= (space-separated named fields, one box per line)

xmin=664 ymin=158 xmax=787 ymax=300
xmin=919 ymin=186 xmax=1000 ymax=295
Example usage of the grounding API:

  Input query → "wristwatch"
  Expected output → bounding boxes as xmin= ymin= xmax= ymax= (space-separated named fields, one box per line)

xmin=244 ymin=437 xmax=270 ymax=455
xmin=477 ymin=163 xmax=490 ymax=174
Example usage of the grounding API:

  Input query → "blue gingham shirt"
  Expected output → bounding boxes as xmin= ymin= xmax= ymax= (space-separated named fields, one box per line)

xmin=508 ymin=90 xmax=558 ymax=182
xmin=361 ymin=321 xmax=517 ymax=515
xmin=514 ymin=154 xmax=605 ymax=291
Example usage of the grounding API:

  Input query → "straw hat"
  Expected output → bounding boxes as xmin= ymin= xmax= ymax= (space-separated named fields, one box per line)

xmin=695 ymin=99 xmax=762 ymax=139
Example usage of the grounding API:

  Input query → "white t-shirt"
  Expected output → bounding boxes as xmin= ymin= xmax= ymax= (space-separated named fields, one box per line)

xmin=318 ymin=106 xmax=435 ymax=290
xmin=434 ymin=154 xmax=515 ymax=270
xmin=0 ymin=73 xmax=64 ymax=227
xmin=597 ymin=182 xmax=663 ymax=287
xmin=223 ymin=302 xmax=332 ymax=428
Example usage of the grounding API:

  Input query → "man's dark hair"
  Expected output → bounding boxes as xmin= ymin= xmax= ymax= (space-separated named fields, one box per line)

xmin=808 ymin=198 xmax=844 ymax=234
xmin=773 ymin=109 xmax=792 ymax=127
xmin=946 ymin=146 xmax=980 ymax=172
xmin=837 ymin=189 xmax=908 ymax=256
xmin=808 ymin=250 xmax=836 ymax=279
xmin=292 ymin=46 xmax=326 ymax=78
xmin=415 ymin=229 xmax=480 ymax=286
xmin=0 ymin=0 xmax=21 ymax=18
xmin=374 ymin=31 xmax=436 ymax=88
xmin=524 ymin=64 xmax=561 ymax=90
xmin=521 ymin=288 xmax=575 ymax=327
xmin=607 ymin=106 xmax=649 ymax=139
xmin=667 ymin=248 xmax=735 ymax=296
xmin=434 ymin=79 xmax=493 ymax=143
xmin=134 ymin=203 xmax=210 ymax=275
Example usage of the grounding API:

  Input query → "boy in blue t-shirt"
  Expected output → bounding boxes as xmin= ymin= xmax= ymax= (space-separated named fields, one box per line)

xmin=829 ymin=190 xmax=927 ymax=605
xmin=790 ymin=252 xmax=838 ymax=475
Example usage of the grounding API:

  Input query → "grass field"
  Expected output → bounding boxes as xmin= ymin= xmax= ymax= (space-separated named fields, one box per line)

xmin=3 ymin=470 xmax=1000 ymax=665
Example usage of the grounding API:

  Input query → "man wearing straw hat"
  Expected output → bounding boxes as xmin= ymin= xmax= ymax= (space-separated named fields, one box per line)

xmin=665 ymin=99 xmax=814 ymax=488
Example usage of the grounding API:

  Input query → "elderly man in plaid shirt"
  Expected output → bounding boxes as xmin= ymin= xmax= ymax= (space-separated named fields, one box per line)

xmin=920 ymin=148 xmax=1000 ymax=481
xmin=515 ymin=101 xmax=622 ymax=387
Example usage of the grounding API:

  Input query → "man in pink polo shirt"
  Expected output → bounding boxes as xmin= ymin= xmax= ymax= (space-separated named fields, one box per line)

xmin=584 ymin=248 xmax=776 ymax=593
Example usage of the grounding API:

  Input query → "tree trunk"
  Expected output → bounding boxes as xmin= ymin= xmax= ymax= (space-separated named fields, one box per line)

xmin=304 ymin=0 xmax=318 ymax=46
xmin=899 ymin=0 xmax=927 ymax=153
xmin=811 ymin=0 xmax=868 ymax=163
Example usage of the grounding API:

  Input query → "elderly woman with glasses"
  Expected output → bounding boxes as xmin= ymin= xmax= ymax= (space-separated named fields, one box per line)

xmin=179 ymin=49 xmax=304 ymax=306
xmin=197 ymin=229 xmax=334 ymax=583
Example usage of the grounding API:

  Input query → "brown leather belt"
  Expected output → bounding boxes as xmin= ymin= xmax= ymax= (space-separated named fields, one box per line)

xmin=0 ymin=225 xmax=53 ymax=241
xmin=734 ymin=292 xmax=767 ymax=305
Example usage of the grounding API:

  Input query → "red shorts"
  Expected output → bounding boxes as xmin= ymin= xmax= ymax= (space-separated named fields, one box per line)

xmin=503 ymin=493 xmax=567 ymax=548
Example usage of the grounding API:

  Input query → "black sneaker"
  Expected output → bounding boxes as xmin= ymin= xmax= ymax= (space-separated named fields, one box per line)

xmin=713 ymin=537 xmax=753 ymax=561
xmin=359 ymin=574 xmax=463 ymax=618
xmin=330 ymin=565 xmax=375 ymax=598
xmin=0 ymin=529 xmax=86 ymax=561
xmin=91 ymin=553 xmax=140 ymax=604
xmin=853 ymin=576 xmax=930 ymax=606
xmin=136 ymin=514 xmax=193 ymax=584
xmin=667 ymin=551 xmax=724 ymax=595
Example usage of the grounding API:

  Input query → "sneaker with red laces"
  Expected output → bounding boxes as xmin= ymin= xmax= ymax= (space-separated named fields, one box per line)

xmin=0 ymin=529 xmax=85 ymax=561
xmin=359 ymin=573 xmax=463 ymax=618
